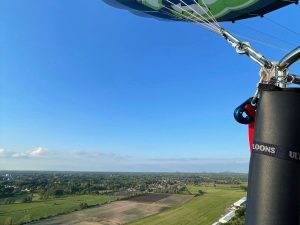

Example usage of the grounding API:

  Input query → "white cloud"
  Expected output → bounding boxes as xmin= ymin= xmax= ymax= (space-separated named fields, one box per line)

xmin=29 ymin=147 xmax=47 ymax=156
xmin=0 ymin=147 xmax=250 ymax=172
xmin=71 ymin=151 xmax=126 ymax=161
xmin=9 ymin=147 xmax=48 ymax=158
xmin=12 ymin=152 xmax=27 ymax=158
xmin=0 ymin=148 xmax=6 ymax=156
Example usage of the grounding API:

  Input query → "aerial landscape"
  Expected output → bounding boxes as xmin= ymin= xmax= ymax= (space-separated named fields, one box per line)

xmin=1 ymin=0 xmax=299 ymax=225
xmin=0 ymin=171 xmax=246 ymax=225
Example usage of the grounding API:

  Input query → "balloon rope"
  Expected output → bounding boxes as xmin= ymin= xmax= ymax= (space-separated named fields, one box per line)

xmin=265 ymin=17 xmax=300 ymax=38
xmin=162 ymin=6 xmax=217 ymax=32
xmin=162 ymin=1 xmax=289 ymax=53
xmin=195 ymin=0 xmax=221 ymax=28
xmin=163 ymin=6 xmax=219 ymax=33
xmin=161 ymin=8 xmax=218 ymax=34
xmin=231 ymin=32 xmax=290 ymax=52
xmin=239 ymin=23 xmax=298 ymax=47
xmin=163 ymin=0 xmax=221 ymax=33
xmin=177 ymin=0 xmax=218 ymax=29
xmin=163 ymin=1 xmax=288 ymax=52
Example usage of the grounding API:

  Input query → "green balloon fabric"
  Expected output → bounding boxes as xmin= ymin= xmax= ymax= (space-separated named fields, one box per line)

xmin=103 ymin=0 xmax=293 ymax=22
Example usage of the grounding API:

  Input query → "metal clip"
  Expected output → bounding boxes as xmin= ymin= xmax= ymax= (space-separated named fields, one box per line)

xmin=235 ymin=42 xmax=250 ymax=55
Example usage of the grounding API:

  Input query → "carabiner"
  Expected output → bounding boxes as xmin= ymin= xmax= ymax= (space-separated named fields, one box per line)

xmin=234 ymin=97 xmax=257 ymax=124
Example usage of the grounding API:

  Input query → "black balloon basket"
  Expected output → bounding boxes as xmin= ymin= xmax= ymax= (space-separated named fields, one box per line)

xmin=245 ymin=88 xmax=300 ymax=225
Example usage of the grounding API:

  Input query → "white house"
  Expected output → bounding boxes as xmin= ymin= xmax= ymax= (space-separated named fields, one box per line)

xmin=233 ymin=197 xmax=247 ymax=207
xmin=219 ymin=211 xmax=235 ymax=224
xmin=212 ymin=222 xmax=220 ymax=225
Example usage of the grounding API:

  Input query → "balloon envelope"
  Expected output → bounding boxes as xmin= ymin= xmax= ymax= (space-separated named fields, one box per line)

xmin=103 ymin=0 xmax=293 ymax=22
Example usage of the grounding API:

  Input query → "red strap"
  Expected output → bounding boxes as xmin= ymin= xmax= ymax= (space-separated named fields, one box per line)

xmin=244 ymin=104 xmax=256 ymax=119
xmin=248 ymin=122 xmax=255 ymax=152
xmin=244 ymin=104 xmax=256 ymax=152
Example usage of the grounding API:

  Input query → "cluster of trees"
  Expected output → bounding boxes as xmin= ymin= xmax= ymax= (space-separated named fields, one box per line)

xmin=0 ymin=186 xmax=15 ymax=198
xmin=194 ymin=190 xmax=205 ymax=197
xmin=2 ymin=195 xmax=32 ymax=204
xmin=0 ymin=171 xmax=248 ymax=201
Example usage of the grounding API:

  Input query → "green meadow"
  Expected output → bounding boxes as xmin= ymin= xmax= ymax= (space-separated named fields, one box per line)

xmin=129 ymin=184 xmax=246 ymax=225
xmin=0 ymin=195 xmax=119 ymax=225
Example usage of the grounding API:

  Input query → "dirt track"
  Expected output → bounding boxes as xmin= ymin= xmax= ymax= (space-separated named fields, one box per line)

xmin=32 ymin=194 xmax=193 ymax=225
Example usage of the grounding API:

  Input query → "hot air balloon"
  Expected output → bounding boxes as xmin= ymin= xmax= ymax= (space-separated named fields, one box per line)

xmin=103 ymin=0 xmax=296 ymax=22
xmin=103 ymin=1 xmax=300 ymax=225
xmin=102 ymin=0 xmax=298 ymax=69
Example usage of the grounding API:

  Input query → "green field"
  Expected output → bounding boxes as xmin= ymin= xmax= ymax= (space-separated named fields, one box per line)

xmin=0 ymin=185 xmax=246 ymax=225
xmin=129 ymin=184 xmax=246 ymax=225
xmin=0 ymin=195 xmax=119 ymax=225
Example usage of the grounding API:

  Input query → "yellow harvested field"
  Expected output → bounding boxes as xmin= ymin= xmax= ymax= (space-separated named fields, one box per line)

xmin=32 ymin=194 xmax=193 ymax=225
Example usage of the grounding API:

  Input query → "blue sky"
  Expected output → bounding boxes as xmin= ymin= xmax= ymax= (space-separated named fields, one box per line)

xmin=0 ymin=0 xmax=299 ymax=172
